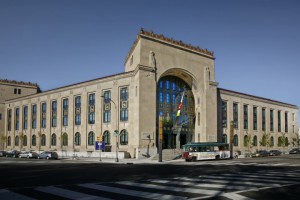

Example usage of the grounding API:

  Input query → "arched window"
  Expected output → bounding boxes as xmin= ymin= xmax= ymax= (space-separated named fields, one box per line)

xmin=270 ymin=136 xmax=274 ymax=147
xmin=103 ymin=131 xmax=110 ymax=145
xmin=278 ymin=137 xmax=282 ymax=147
xmin=244 ymin=135 xmax=248 ymax=147
xmin=23 ymin=135 xmax=27 ymax=146
xmin=32 ymin=135 xmax=36 ymax=146
xmin=7 ymin=136 xmax=11 ymax=146
xmin=41 ymin=134 xmax=46 ymax=146
xmin=15 ymin=136 xmax=19 ymax=146
xmin=253 ymin=135 xmax=257 ymax=146
xmin=222 ymin=134 xmax=227 ymax=143
xmin=62 ymin=133 xmax=68 ymax=146
xmin=88 ymin=131 xmax=94 ymax=145
xmin=51 ymin=134 xmax=56 ymax=146
xmin=233 ymin=135 xmax=238 ymax=146
xmin=120 ymin=129 xmax=128 ymax=145
xmin=75 ymin=132 xmax=80 ymax=146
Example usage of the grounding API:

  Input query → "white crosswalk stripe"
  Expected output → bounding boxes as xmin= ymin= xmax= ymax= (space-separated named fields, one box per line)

xmin=1 ymin=169 xmax=300 ymax=200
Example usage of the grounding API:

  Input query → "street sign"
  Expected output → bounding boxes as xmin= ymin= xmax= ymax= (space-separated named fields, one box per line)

xmin=113 ymin=130 xmax=119 ymax=137
xmin=95 ymin=141 xmax=105 ymax=150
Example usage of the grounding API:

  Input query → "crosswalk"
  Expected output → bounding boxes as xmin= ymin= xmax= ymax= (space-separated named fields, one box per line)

xmin=1 ymin=169 xmax=300 ymax=200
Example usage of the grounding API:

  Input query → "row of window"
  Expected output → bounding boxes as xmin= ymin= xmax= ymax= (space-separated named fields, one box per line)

xmin=7 ymin=88 xmax=129 ymax=131
xmin=222 ymin=134 xmax=289 ymax=147
xmin=222 ymin=101 xmax=295 ymax=133
xmin=6 ymin=130 xmax=129 ymax=147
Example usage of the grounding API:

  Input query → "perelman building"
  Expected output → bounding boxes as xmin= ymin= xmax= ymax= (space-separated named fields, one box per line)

xmin=0 ymin=29 xmax=298 ymax=158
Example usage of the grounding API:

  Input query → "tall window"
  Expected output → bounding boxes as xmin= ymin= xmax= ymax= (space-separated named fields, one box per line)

xmin=32 ymin=135 xmax=36 ymax=146
xmin=253 ymin=106 xmax=257 ymax=131
xmin=243 ymin=105 xmax=248 ymax=130
xmin=7 ymin=109 xmax=12 ymax=131
xmin=88 ymin=131 xmax=94 ymax=145
xmin=103 ymin=91 xmax=111 ymax=123
xmin=222 ymin=134 xmax=227 ymax=143
xmin=41 ymin=102 xmax=46 ymax=128
xmin=7 ymin=136 xmax=11 ymax=146
xmin=233 ymin=103 xmax=238 ymax=129
xmin=75 ymin=96 xmax=81 ymax=125
xmin=32 ymin=104 xmax=37 ymax=129
xmin=15 ymin=108 xmax=20 ymax=130
xmin=51 ymin=101 xmax=57 ymax=127
xmin=103 ymin=131 xmax=110 ymax=145
xmin=285 ymin=112 xmax=288 ymax=133
xmin=222 ymin=101 xmax=227 ymax=128
xmin=15 ymin=136 xmax=19 ymax=146
xmin=262 ymin=108 xmax=266 ymax=132
xmin=23 ymin=135 xmax=27 ymax=146
xmin=278 ymin=110 xmax=281 ymax=132
xmin=75 ymin=132 xmax=81 ymax=145
xmin=51 ymin=133 xmax=56 ymax=146
xmin=88 ymin=93 xmax=95 ymax=124
xmin=63 ymin=98 xmax=68 ymax=126
xmin=41 ymin=134 xmax=46 ymax=146
xmin=120 ymin=87 xmax=128 ymax=121
xmin=23 ymin=106 xmax=28 ymax=130
xmin=270 ymin=109 xmax=274 ymax=132
xmin=120 ymin=129 xmax=128 ymax=145
xmin=233 ymin=135 xmax=238 ymax=146
xmin=62 ymin=133 xmax=68 ymax=146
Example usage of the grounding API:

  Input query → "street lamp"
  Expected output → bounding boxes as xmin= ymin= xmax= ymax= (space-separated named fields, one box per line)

xmin=101 ymin=96 xmax=119 ymax=162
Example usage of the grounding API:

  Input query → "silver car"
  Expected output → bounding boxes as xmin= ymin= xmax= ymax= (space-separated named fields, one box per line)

xmin=18 ymin=151 xmax=38 ymax=159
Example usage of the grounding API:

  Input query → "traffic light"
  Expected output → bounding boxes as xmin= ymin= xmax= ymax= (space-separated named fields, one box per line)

xmin=97 ymin=136 xmax=102 ymax=141
xmin=102 ymin=135 xmax=105 ymax=142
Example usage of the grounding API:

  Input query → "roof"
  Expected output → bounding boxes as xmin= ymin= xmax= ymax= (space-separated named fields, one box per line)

xmin=0 ymin=78 xmax=39 ymax=88
xmin=218 ymin=88 xmax=298 ymax=109
xmin=125 ymin=28 xmax=215 ymax=64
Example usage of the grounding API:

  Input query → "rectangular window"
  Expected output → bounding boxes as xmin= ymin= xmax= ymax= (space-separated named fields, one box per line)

xmin=222 ymin=101 xmax=227 ymax=128
xmin=262 ymin=108 xmax=266 ymax=132
xmin=41 ymin=102 xmax=46 ymax=128
xmin=75 ymin=96 xmax=81 ymax=125
xmin=278 ymin=110 xmax=281 ymax=132
xmin=14 ymin=88 xmax=17 ymax=94
xmin=23 ymin=106 xmax=28 ymax=130
xmin=88 ymin=93 xmax=95 ymax=124
xmin=285 ymin=112 xmax=288 ymax=133
xmin=0 ymin=113 xmax=2 ymax=120
xmin=103 ymin=91 xmax=111 ymax=123
xmin=51 ymin=100 xmax=57 ymax=127
xmin=7 ymin=109 xmax=12 ymax=131
xmin=63 ymin=98 xmax=68 ymax=126
xmin=233 ymin=103 xmax=238 ymax=129
xmin=270 ymin=109 xmax=274 ymax=132
xmin=243 ymin=105 xmax=248 ymax=130
xmin=120 ymin=87 xmax=128 ymax=122
xmin=253 ymin=106 xmax=257 ymax=131
xmin=15 ymin=107 xmax=19 ymax=130
xmin=32 ymin=104 xmax=37 ymax=129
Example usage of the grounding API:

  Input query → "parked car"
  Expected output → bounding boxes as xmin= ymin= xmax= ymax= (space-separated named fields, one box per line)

xmin=269 ymin=150 xmax=282 ymax=156
xmin=253 ymin=150 xmax=269 ymax=157
xmin=38 ymin=151 xmax=58 ymax=160
xmin=0 ymin=150 xmax=8 ymax=157
xmin=18 ymin=151 xmax=38 ymax=159
xmin=289 ymin=148 xmax=300 ymax=154
xmin=6 ymin=150 xmax=21 ymax=158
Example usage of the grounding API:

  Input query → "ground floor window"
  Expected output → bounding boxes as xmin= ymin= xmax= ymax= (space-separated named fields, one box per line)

xmin=120 ymin=129 xmax=128 ymax=145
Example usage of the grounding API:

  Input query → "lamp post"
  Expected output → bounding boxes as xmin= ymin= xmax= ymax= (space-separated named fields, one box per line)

xmin=101 ymin=96 xmax=119 ymax=162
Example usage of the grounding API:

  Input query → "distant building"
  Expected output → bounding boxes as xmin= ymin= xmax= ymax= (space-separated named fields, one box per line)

xmin=1 ymin=29 xmax=298 ymax=158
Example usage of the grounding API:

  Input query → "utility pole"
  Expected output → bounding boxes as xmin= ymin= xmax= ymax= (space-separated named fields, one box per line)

xmin=159 ymin=116 xmax=163 ymax=162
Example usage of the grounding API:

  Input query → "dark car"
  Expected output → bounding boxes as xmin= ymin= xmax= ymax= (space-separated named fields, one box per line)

xmin=253 ymin=150 xmax=269 ymax=157
xmin=269 ymin=150 xmax=282 ymax=156
xmin=0 ymin=150 xmax=8 ymax=157
xmin=6 ymin=150 xmax=21 ymax=158
xmin=38 ymin=151 xmax=58 ymax=160
xmin=289 ymin=148 xmax=300 ymax=154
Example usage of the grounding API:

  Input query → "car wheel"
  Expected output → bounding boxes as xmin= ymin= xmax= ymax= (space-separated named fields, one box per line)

xmin=46 ymin=156 xmax=49 ymax=160
xmin=37 ymin=156 xmax=40 ymax=159
xmin=27 ymin=155 xmax=30 ymax=159
xmin=13 ymin=155 xmax=16 ymax=158
xmin=19 ymin=155 xmax=21 ymax=158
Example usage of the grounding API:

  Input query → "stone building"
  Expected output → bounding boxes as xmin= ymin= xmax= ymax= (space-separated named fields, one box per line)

xmin=1 ymin=29 xmax=298 ymax=158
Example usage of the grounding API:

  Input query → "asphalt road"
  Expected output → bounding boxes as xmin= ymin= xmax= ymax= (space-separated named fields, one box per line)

xmin=1 ymin=154 xmax=300 ymax=199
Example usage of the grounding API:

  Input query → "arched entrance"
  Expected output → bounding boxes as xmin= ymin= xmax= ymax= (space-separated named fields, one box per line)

xmin=157 ymin=75 xmax=195 ymax=149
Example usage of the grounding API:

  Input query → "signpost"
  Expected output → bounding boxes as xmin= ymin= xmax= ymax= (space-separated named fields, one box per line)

xmin=95 ymin=136 xmax=105 ymax=161
xmin=114 ymin=130 xmax=119 ymax=162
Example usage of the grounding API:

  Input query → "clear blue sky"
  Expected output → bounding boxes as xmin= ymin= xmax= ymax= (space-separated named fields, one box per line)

xmin=1 ymin=0 xmax=299 ymax=124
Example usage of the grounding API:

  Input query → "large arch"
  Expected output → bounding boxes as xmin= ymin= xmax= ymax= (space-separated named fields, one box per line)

xmin=156 ymin=69 xmax=197 ymax=149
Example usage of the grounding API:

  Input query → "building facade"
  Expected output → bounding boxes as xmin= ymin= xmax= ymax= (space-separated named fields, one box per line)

xmin=1 ymin=29 xmax=298 ymax=158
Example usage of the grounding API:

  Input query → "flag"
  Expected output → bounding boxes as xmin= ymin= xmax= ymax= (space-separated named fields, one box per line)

xmin=176 ymin=92 xmax=184 ymax=117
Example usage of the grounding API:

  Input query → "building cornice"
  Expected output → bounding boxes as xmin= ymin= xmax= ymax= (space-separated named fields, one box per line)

xmin=125 ymin=28 xmax=215 ymax=64
xmin=218 ymin=88 xmax=298 ymax=109
xmin=0 ymin=78 xmax=39 ymax=89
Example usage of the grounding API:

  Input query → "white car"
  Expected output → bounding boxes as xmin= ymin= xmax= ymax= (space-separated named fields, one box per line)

xmin=18 ymin=151 xmax=38 ymax=159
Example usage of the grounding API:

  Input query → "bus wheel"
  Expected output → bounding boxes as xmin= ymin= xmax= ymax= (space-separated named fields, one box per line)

xmin=192 ymin=157 xmax=197 ymax=162
xmin=215 ymin=155 xmax=220 ymax=160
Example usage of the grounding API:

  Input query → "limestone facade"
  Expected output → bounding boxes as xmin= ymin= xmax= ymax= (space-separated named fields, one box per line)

xmin=1 ymin=29 xmax=298 ymax=157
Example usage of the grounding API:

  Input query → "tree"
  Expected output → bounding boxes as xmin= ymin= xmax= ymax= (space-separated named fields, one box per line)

xmin=259 ymin=132 xmax=271 ymax=150
xmin=37 ymin=131 xmax=42 ymax=153
xmin=0 ymin=135 xmax=7 ymax=150
xmin=279 ymin=133 xmax=289 ymax=153
xmin=244 ymin=134 xmax=253 ymax=157
xmin=19 ymin=132 xmax=24 ymax=151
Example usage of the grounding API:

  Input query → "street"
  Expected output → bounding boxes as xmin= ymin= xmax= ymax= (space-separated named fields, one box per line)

xmin=0 ymin=154 xmax=300 ymax=199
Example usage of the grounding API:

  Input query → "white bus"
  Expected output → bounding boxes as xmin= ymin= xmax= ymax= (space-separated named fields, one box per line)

xmin=182 ymin=142 xmax=230 ymax=161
